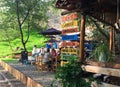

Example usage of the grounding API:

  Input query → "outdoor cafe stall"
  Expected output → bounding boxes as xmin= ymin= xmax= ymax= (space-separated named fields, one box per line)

xmin=56 ymin=0 xmax=120 ymax=86
xmin=37 ymin=28 xmax=62 ymax=71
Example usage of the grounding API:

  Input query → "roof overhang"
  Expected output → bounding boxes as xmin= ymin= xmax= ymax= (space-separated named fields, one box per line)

xmin=56 ymin=0 xmax=120 ymax=29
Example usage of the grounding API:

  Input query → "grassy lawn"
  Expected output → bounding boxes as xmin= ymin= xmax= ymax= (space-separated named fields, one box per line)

xmin=0 ymin=30 xmax=49 ymax=65
xmin=0 ymin=58 xmax=19 ymax=63
xmin=0 ymin=33 xmax=48 ymax=57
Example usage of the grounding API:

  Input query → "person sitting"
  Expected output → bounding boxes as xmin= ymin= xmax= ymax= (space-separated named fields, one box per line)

xmin=32 ymin=45 xmax=40 ymax=57
xmin=43 ymin=48 xmax=52 ymax=71
xmin=50 ymin=48 xmax=57 ymax=63
xmin=56 ymin=48 xmax=61 ymax=63
xmin=46 ymin=43 xmax=52 ymax=49
xmin=40 ymin=47 xmax=45 ymax=56
xmin=28 ymin=45 xmax=40 ymax=61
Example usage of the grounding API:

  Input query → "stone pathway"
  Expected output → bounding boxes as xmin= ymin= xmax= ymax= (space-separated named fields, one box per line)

xmin=7 ymin=62 xmax=59 ymax=87
xmin=0 ymin=66 xmax=26 ymax=87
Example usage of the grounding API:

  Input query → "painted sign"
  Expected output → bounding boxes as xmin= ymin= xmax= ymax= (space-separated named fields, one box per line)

xmin=62 ymin=27 xmax=78 ymax=34
xmin=61 ymin=54 xmax=78 ymax=61
xmin=61 ymin=48 xmax=79 ymax=55
xmin=61 ymin=41 xmax=79 ymax=47
xmin=62 ymin=34 xmax=79 ymax=41
xmin=62 ymin=12 xmax=78 ymax=22
xmin=61 ymin=20 xmax=78 ymax=29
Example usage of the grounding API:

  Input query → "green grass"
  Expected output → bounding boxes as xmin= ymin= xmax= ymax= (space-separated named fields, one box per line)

xmin=0 ymin=42 xmax=11 ymax=57
xmin=0 ymin=30 xmax=48 ymax=57
xmin=0 ymin=58 xmax=18 ymax=63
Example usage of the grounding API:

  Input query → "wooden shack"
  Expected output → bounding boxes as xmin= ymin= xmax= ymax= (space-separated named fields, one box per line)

xmin=56 ymin=0 xmax=120 ymax=86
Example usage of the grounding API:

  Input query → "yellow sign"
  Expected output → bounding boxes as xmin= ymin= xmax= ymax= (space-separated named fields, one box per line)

xmin=61 ymin=20 xmax=78 ymax=28
xmin=61 ymin=48 xmax=79 ymax=55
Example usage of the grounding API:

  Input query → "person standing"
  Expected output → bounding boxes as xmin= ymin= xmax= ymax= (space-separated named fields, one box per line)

xmin=53 ymin=42 xmax=58 ymax=49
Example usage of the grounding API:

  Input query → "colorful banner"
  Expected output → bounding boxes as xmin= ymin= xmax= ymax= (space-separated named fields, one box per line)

xmin=61 ymin=41 xmax=79 ymax=47
xmin=61 ymin=20 xmax=78 ymax=29
xmin=62 ymin=34 xmax=79 ymax=41
xmin=61 ymin=48 xmax=79 ymax=55
xmin=62 ymin=12 xmax=78 ymax=22
xmin=62 ymin=28 xmax=78 ymax=34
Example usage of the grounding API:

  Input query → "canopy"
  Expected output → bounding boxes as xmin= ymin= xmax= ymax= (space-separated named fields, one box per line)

xmin=39 ymin=28 xmax=62 ymax=35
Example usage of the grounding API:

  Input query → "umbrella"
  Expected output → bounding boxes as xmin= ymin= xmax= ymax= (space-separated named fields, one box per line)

xmin=39 ymin=28 xmax=62 ymax=35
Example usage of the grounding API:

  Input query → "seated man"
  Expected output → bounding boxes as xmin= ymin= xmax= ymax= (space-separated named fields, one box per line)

xmin=43 ymin=48 xmax=52 ymax=71
xmin=50 ymin=48 xmax=57 ymax=63
xmin=31 ymin=45 xmax=40 ymax=57
xmin=28 ymin=45 xmax=40 ymax=61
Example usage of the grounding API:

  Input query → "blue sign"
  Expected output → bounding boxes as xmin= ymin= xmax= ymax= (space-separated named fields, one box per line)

xmin=62 ymin=34 xmax=79 ymax=41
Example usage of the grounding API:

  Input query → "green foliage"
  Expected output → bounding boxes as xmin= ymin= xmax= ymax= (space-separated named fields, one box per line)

xmin=0 ymin=0 xmax=56 ymax=51
xmin=88 ymin=17 xmax=109 ymax=42
xmin=90 ymin=42 xmax=114 ymax=62
xmin=55 ymin=57 xmax=94 ymax=87
xmin=0 ymin=42 xmax=11 ymax=56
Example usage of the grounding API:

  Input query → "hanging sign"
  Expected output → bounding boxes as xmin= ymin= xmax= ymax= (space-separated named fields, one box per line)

xmin=61 ymin=48 xmax=79 ymax=55
xmin=62 ymin=12 xmax=78 ymax=22
xmin=62 ymin=34 xmax=79 ymax=41
xmin=62 ymin=27 xmax=78 ymax=34
xmin=61 ymin=41 xmax=79 ymax=47
xmin=61 ymin=20 xmax=78 ymax=29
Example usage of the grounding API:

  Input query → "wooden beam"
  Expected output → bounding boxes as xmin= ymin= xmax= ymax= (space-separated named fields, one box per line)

xmin=109 ymin=27 xmax=113 ymax=52
xmin=82 ymin=65 xmax=120 ymax=77
xmin=86 ymin=60 xmax=120 ymax=69
xmin=61 ymin=9 xmax=80 ymax=16
xmin=79 ymin=14 xmax=86 ymax=62
xmin=92 ymin=82 xmax=118 ymax=87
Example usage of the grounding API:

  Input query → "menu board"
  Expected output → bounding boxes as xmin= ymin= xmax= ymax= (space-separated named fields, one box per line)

xmin=61 ymin=12 xmax=80 ymax=61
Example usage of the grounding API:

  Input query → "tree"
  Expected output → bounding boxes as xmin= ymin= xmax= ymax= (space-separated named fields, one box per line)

xmin=1 ymin=0 xmax=56 ymax=52
xmin=0 ymin=1 xmax=20 ymax=51
xmin=86 ymin=16 xmax=109 ymax=42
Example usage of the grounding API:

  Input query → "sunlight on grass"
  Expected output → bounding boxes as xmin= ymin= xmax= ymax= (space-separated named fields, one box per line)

xmin=0 ymin=58 xmax=18 ymax=63
xmin=0 ymin=42 xmax=12 ymax=57
xmin=0 ymin=33 xmax=47 ymax=57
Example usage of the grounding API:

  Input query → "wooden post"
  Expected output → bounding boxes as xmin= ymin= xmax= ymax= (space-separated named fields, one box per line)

xmin=79 ymin=14 xmax=86 ymax=62
xmin=109 ymin=27 xmax=113 ymax=52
